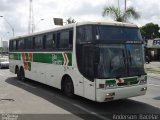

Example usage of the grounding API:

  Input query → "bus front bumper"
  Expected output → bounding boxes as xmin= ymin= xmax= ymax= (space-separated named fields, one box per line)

xmin=96 ymin=84 xmax=147 ymax=102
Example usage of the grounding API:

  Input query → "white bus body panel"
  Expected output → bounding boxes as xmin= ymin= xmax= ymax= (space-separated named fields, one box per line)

xmin=96 ymin=84 xmax=147 ymax=102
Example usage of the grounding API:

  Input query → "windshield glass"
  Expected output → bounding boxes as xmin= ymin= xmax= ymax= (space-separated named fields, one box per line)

xmin=98 ymin=44 xmax=127 ymax=78
xmin=97 ymin=44 xmax=145 ymax=79
xmin=97 ymin=25 xmax=142 ymax=41
xmin=126 ymin=44 xmax=145 ymax=76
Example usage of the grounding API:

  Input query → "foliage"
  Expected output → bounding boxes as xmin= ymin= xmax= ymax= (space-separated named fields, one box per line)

xmin=66 ymin=17 xmax=76 ymax=24
xmin=102 ymin=5 xmax=140 ymax=22
xmin=140 ymin=23 xmax=160 ymax=39
xmin=0 ymin=47 xmax=4 ymax=51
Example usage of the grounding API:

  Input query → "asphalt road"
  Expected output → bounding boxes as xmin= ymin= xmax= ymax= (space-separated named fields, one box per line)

xmin=0 ymin=69 xmax=160 ymax=120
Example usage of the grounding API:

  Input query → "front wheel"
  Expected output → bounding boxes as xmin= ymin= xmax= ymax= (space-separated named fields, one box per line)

xmin=16 ymin=67 xmax=21 ymax=80
xmin=63 ymin=77 xmax=74 ymax=98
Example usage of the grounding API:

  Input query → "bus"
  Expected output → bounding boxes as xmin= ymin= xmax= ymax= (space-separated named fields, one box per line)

xmin=9 ymin=21 xmax=147 ymax=102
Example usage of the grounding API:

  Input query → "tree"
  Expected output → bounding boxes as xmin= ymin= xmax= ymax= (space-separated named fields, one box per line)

xmin=102 ymin=5 xmax=140 ymax=22
xmin=140 ymin=23 xmax=160 ymax=39
xmin=66 ymin=17 xmax=76 ymax=24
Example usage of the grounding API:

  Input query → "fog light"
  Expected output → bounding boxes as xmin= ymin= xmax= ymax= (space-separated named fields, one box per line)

xmin=105 ymin=97 xmax=114 ymax=101
xmin=106 ymin=92 xmax=115 ymax=97
xmin=141 ymin=87 xmax=147 ymax=91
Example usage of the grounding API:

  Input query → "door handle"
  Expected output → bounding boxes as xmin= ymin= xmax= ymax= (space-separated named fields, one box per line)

xmin=79 ymin=81 xmax=83 ymax=83
xmin=89 ymin=84 xmax=93 ymax=86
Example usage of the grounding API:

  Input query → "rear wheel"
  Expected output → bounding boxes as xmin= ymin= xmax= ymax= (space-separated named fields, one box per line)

xmin=0 ymin=64 xmax=2 ymax=69
xmin=63 ymin=77 xmax=74 ymax=98
xmin=16 ymin=67 xmax=20 ymax=80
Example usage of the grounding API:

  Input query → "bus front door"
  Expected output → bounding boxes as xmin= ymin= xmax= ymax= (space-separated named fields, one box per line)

xmin=82 ymin=45 xmax=96 ymax=101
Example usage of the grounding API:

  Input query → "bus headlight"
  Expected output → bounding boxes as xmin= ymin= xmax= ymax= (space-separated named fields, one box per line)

xmin=106 ymin=84 xmax=116 ymax=89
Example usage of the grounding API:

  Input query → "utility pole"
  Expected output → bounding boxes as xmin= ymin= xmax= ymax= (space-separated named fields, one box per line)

xmin=125 ymin=0 xmax=127 ymax=12
xmin=118 ymin=0 xmax=120 ymax=9
xmin=28 ymin=0 xmax=35 ymax=34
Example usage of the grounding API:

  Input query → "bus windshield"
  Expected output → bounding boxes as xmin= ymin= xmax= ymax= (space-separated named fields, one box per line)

xmin=97 ymin=25 xmax=142 ymax=41
xmin=98 ymin=44 xmax=127 ymax=78
xmin=97 ymin=44 xmax=145 ymax=78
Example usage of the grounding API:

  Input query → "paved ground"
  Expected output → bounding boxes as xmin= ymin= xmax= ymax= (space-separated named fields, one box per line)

xmin=0 ymin=62 xmax=159 ymax=120
xmin=145 ymin=62 xmax=160 ymax=74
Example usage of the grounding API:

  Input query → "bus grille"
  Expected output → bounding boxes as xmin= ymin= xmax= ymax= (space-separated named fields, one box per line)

xmin=117 ymin=81 xmax=139 ymax=86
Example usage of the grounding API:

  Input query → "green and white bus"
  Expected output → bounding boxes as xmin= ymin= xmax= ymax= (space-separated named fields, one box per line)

xmin=9 ymin=21 xmax=147 ymax=102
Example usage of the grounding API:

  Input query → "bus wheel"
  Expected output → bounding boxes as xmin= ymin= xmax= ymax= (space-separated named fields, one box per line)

xmin=64 ymin=77 xmax=74 ymax=98
xmin=0 ymin=64 xmax=2 ymax=69
xmin=16 ymin=67 xmax=21 ymax=80
xmin=20 ymin=68 xmax=25 ymax=81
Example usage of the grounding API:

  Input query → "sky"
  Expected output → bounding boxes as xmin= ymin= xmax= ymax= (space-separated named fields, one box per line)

xmin=0 ymin=0 xmax=160 ymax=46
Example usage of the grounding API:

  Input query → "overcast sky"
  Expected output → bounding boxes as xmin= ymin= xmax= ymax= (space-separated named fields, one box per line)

xmin=0 ymin=0 xmax=160 ymax=45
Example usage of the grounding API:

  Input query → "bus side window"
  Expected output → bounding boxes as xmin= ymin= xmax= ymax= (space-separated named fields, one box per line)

xmin=34 ymin=35 xmax=43 ymax=50
xmin=18 ymin=39 xmax=24 ymax=51
xmin=53 ymin=34 xmax=56 ymax=48
xmin=76 ymin=26 xmax=93 ymax=44
xmin=9 ymin=41 xmax=13 ymax=51
xmin=69 ymin=30 xmax=73 ymax=49
xmin=43 ymin=35 xmax=46 ymax=49
xmin=25 ymin=37 xmax=33 ymax=50
xmin=32 ymin=37 xmax=35 ymax=49
xmin=13 ymin=40 xmax=18 ymax=51
xmin=59 ymin=31 xmax=70 ymax=49
xmin=46 ymin=33 xmax=55 ymax=50
xmin=76 ymin=27 xmax=85 ymax=43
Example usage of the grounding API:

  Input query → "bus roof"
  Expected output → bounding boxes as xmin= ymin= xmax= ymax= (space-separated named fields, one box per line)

xmin=10 ymin=20 xmax=138 ymax=40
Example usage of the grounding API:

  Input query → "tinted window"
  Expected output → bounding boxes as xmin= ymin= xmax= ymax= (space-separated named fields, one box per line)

xmin=34 ymin=35 xmax=43 ymax=49
xmin=18 ymin=39 xmax=24 ymax=50
xmin=97 ymin=26 xmax=142 ymax=41
xmin=59 ymin=31 xmax=69 ymax=48
xmin=13 ymin=40 xmax=18 ymax=50
xmin=69 ymin=30 xmax=73 ymax=48
xmin=57 ymin=29 xmax=73 ymax=49
xmin=25 ymin=37 xmax=33 ymax=50
xmin=9 ymin=41 xmax=13 ymax=51
xmin=76 ymin=26 xmax=93 ymax=43
xmin=46 ymin=33 xmax=55 ymax=49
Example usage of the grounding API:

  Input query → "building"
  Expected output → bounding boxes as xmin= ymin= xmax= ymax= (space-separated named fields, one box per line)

xmin=146 ymin=38 xmax=160 ymax=61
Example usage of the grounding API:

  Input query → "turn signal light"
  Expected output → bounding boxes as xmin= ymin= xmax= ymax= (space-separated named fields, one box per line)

xmin=141 ymin=87 xmax=147 ymax=91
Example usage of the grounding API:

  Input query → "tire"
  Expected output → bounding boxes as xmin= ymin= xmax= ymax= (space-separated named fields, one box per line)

xmin=63 ymin=77 xmax=74 ymax=98
xmin=20 ymin=68 xmax=25 ymax=81
xmin=0 ymin=64 xmax=2 ymax=69
xmin=16 ymin=67 xmax=21 ymax=80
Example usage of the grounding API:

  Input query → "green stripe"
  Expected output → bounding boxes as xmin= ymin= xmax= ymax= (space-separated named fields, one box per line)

xmin=106 ymin=80 xmax=116 ymax=84
xmin=124 ymin=77 xmax=137 ymax=82
xmin=9 ymin=53 xmax=21 ymax=60
xmin=10 ymin=52 xmax=72 ymax=66
xmin=33 ymin=53 xmax=52 ymax=64
xmin=25 ymin=53 xmax=29 ymax=61
xmin=27 ymin=62 xmax=31 ymax=71
xmin=66 ymin=53 xmax=72 ymax=66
